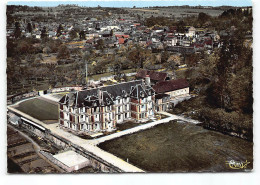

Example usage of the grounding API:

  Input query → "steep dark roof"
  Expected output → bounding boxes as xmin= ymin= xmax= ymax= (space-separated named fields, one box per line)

xmin=152 ymin=79 xmax=189 ymax=94
xmin=59 ymin=80 xmax=144 ymax=108
xmin=136 ymin=69 xmax=167 ymax=82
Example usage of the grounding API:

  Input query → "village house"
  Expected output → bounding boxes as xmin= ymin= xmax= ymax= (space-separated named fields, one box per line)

xmin=163 ymin=36 xmax=178 ymax=47
xmin=136 ymin=69 xmax=170 ymax=85
xmin=59 ymin=80 xmax=155 ymax=133
xmin=186 ymin=26 xmax=196 ymax=37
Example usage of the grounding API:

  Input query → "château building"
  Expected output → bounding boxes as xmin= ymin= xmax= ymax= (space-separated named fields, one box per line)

xmin=59 ymin=80 xmax=155 ymax=133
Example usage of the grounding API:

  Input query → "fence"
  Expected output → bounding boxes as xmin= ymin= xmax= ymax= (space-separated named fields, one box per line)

xmin=7 ymin=91 xmax=39 ymax=104
xmin=7 ymin=86 xmax=83 ymax=105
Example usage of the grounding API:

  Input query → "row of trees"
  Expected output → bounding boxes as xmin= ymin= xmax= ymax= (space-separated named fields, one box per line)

xmin=144 ymin=8 xmax=252 ymax=34
xmin=181 ymin=29 xmax=253 ymax=139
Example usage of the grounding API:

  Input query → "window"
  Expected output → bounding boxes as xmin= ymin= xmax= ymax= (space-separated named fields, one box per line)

xmin=118 ymin=114 xmax=121 ymax=120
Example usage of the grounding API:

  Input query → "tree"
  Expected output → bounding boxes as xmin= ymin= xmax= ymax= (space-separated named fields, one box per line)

xmin=7 ymin=38 xmax=17 ymax=57
xmin=57 ymin=44 xmax=70 ymax=59
xmin=128 ymin=45 xmax=151 ymax=70
xmin=17 ymin=40 xmax=31 ymax=55
xmin=186 ymin=53 xmax=201 ymax=67
xmin=110 ymin=29 xmax=114 ymax=36
xmin=56 ymin=24 xmax=63 ymax=37
xmin=26 ymin=22 xmax=32 ymax=33
xmin=79 ymin=30 xmax=86 ymax=40
xmin=198 ymin=12 xmax=211 ymax=25
xmin=41 ymin=26 xmax=48 ymax=39
xmin=14 ymin=21 xmax=21 ymax=38
xmin=161 ymin=51 xmax=170 ymax=63
xmin=46 ymin=39 xmax=62 ymax=53
xmin=108 ymin=54 xmax=122 ymax=74
xmin=177 ymin=20 xmax=185 ymax=33
xmin=69 ymin=29 xmax=78 ymax=40
xmin=96 ymin=39 xmax=105 ymax=50
xmin=164 ymin=55 xmax=181 ymax=78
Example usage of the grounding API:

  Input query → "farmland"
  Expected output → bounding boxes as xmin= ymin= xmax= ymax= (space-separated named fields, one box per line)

xmin=127 ymin=7 xmax=224 ymax=19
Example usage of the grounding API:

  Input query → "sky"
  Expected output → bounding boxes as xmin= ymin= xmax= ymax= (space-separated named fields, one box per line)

xmin=7 ymin=0 xmax=252 ymax=8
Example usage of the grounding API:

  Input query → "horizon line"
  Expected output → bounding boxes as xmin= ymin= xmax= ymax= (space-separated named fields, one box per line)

xmin=7 ymin=1 xmax=253 ymax=8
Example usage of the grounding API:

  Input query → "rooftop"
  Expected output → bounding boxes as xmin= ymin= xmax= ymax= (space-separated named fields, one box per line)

xmin=152 ymin=79 xmax=189 ymax=94
xmin=53 ymin=150 xmax=89 ymax=168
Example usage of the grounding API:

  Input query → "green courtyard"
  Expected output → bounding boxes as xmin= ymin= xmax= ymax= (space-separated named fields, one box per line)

xmin=15 ymin=98 xmax=59 ymax=124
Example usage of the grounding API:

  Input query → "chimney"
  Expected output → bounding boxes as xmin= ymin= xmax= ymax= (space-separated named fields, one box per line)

xmin=98 ymin=88 xmax=103 ymax=105
xmin=145 ymin=75 xmax=151 ymax=86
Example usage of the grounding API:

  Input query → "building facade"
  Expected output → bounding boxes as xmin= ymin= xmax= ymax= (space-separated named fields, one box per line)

xmin=59 ymin=80 xmax=155 ymax=133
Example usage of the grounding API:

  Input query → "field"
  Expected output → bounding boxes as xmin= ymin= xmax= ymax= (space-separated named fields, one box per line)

xmin=99 ymin=120 xmax=253 ymax=172
xmin=15 ymin=98 xmax=58 ymax=124
xmin=127 ymin=7 xmax=224 ymax=19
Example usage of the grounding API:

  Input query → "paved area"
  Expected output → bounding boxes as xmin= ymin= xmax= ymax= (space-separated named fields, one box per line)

xmin=159 ymin=111 xmax=201 ymax=124
xmin=53 ymin=150 xmax=89 ymax=168
xmin=89 ymin=115 xmax=177 ymax=145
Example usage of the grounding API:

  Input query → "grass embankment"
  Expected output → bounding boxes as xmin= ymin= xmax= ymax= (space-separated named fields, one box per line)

xmin=15 ymin=98 xmax=58 ymax=123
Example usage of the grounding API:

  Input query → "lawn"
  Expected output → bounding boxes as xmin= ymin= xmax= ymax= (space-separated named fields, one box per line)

xmin=15 ymin=98 xmax=58 ymax=124
xmin=116 ymin=121 xmax=148 ymax=131
xmin=99 ymin=120 xmax=253 ymax=172
xmin=89 ymin=69 xmax=136 ymax=81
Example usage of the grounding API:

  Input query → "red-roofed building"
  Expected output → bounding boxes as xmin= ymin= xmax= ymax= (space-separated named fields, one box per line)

xmin=152 ymin=79 xmax=189 ymax=98
xmin=153 ymin=79 xmax=190 ymax=111
xmin=118 ymin=38 xmax=125 ymax=44
xmin=133 ymin=23 xmax=141 ymax=27
xmin=115 ymin=34 xmax=129 ymax=38
xmin=136 ymin=69 xmax=169 ymax=85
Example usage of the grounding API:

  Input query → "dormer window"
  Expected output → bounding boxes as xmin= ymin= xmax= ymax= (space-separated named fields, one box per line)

xmin=106 ymin=98 xmax=110 ymax=105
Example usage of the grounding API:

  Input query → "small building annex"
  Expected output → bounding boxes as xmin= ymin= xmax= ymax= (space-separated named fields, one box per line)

xmin=153 ymin=79 xmax=190 ymax=112
xmin=136 ymin=69 xmax=170 ymax=85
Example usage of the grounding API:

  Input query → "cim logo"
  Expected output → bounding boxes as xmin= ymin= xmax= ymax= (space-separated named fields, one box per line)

xmin=226 ymin=160 xmax=250 ymax=170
